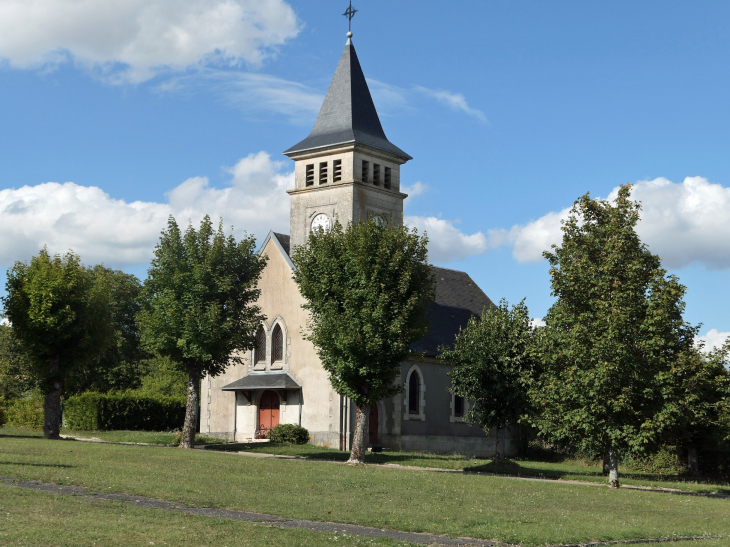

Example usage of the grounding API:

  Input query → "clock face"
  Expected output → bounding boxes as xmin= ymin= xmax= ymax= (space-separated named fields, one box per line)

xmin=371 ymin=215 xmax=385 ymax=226
xmin=311 ymin=213 xmax=331 ymax=232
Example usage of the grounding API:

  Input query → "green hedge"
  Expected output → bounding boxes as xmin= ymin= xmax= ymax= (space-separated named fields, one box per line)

xmin=267 ymin=423 xmax=310 ymax=444
xmin=6 ymin=396 xmax=44 ymax=430
xmin=64 ymin=392 xmax=186 ymax=431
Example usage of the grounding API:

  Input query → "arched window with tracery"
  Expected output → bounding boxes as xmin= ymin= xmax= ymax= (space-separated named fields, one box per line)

xmin=272 ymin=324 xmax=284 ymax=363
xmin=254 ymin=325 xmax=266 ymax=364
xmin=408 ymin=370 xmax=420 ymax=414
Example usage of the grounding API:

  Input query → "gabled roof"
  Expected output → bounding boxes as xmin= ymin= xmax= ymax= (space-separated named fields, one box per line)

xmin=409 ymin=267 xmax=495 ymax=357
xmin=284 ymin=38 xmax=411 ymax=161
xmin=221 ymin=372 xmax=301 ymax=391
xmin=258 ymin=231 xmax=295 ymax=270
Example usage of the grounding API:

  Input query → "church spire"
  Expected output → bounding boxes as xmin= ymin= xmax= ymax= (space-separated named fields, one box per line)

xmin=284 ymin=34 xmax=411 ymax=161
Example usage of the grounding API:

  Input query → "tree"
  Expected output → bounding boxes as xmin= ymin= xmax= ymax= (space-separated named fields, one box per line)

xmin=64 ymin=267 xmax=146 ymax=395
xmin=531 ymin=187 xmax=698 ymax=488
xmin=137 ymin=216 xmax=266 ymax=449
xmin=291 ymin=220 xmax=434 ymax=463
xmin=0 ymin=324 xmax=37 ymax=400
xmin=3 ymin=249 xmax=115 ymax=438
xmin=440 ymin=299 xmax=536 ymax=463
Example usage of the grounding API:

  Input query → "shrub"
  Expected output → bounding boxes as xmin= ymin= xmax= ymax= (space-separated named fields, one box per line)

xmin=267 ymin=423 xmax=309 ymax=444
xmin=0 ymin=397 xmax=6 ymax=427
xmin=630 ymin=446 xmax=686 ymax=475
xmin=64 ymin=392 xmax=186 ymax=431
xmin=6 ymin=396 xmax=44 ymax=430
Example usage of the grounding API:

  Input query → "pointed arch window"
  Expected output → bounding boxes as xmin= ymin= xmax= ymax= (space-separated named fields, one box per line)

xmin=255 ymin=325 xmax=267 ymax=364
xmin=408 ymin=370 xmax=420 ymax=414
xmin=272 ymin=324 xmax=284 ymax=363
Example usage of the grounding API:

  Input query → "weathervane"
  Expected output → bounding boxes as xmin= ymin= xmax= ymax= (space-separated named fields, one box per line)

xmin=343 ymin=1 xmax=358 ymax=33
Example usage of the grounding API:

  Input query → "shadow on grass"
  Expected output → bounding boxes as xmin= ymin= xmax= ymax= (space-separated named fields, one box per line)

xmin=0 ymin=461 xmax=74 ymax=468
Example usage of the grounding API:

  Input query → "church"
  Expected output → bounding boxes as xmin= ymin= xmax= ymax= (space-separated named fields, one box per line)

xmin=200 ymin=30 xmax=518 ymax=458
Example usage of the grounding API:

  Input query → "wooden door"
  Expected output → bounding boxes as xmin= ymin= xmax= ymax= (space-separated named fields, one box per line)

xmin=258 ymin=391 xmax=280 ymax=435
xmin=369 ymin=405 xmax=378 ymax=445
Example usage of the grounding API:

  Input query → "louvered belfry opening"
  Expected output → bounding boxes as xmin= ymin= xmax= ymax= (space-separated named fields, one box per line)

xmin=319 ymin=162 xmax=328 ymax=185
xmin=384 ymin=166 xmax=391 ymax=189
xmin=408 ymin=371 xmax=420 ymax=414
xmin=333 ymin=159 xmax=342 ymax=182
xmin=305 ymin=164 xmax=314 ymax=186
xmin=272 ymin=324 xmax=284 ymax=363
xmin=255 ymin=326 xmax=266 ymax=364
xmin=361 ymin=160 xmax=369 ymax=182
xmin=373 ymin=163 xmax=380 ymax=185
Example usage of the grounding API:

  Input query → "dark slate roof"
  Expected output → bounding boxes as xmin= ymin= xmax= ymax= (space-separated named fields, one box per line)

xmin=273 ymin=233 xmax=290 ymax=255
xmin=221 ymin=372 xmax=301 ymax=391
xmin=273 ymin=239 xmax=492 ymax=357
xmin=284 ymin=39 xmax=411 ymax=160
xmin=410 ymin=267 xmax=495 ymax=357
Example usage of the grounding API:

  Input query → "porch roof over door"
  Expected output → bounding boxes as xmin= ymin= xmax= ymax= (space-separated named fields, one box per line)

xmin=220 ymin=372 xmax=301 ymax=391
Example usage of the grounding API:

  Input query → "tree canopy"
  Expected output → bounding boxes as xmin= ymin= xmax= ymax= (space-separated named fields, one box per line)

xmin=440 ymin=299 xmax=537 ymax=462
xmin=531 ymin=186 xmax=699 ymax=487
xmin=137 ymin=215 xmax=266 ymax=448
xmin=292 ymin=219 xmax=434 ymax=463
xmin=3 ymin=248 xmax=115 ymax=438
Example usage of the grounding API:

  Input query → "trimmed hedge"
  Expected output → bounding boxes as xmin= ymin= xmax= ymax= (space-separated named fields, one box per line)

xmin=6 ymin=396 xmax=44 ymax=430
xmin=267 ymin=423 xmax=310 ymax=444
xmin=64 ymin=392 xmax=186 ymax=431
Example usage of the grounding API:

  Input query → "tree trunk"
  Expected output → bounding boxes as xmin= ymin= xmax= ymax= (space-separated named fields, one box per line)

xmin=603 ymin=451 xmax=610 ymax=476
xmin=493 ymin=423 xmax=505 ymax=464
xmin=180 ymin=367 xmax=200 ymax=449
xmin=607 ymin=448 xmax=620 ymax=488
xmin=688 ymin=446 xmax=699 ymax=476
xmin=347 ymin=403 xmax=369 ymax=464
xmin=43 ymin=354 xmax=62 ymax=440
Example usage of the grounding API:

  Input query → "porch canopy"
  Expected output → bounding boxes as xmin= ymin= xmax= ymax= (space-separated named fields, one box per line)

xmin=220 ymin=372 xmax=301 ymax=392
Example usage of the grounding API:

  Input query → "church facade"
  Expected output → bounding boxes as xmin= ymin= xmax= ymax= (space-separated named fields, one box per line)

xmin=200 ymin=33 xmax=518 ymax=458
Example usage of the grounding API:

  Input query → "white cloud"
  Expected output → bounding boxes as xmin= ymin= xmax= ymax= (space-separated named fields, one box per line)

xmin=494 ymin=177 xmax=730 ymax=269
xmin=405 ymin=215 xmax=487 ymax=264
xmin=414 ymin=86 xmax=487 ymax=122
xmin=0 ymin=151 xmax=293 ymax=267
xmin=695 ymin=329 xmax=730 ymax=353
xmin=0 ymin=0 xmax=300 ymax=83
xmin=530 ymin=318 xmax=546 ymax=329
xmin=401 ymin=181 xmax=428 ymax=198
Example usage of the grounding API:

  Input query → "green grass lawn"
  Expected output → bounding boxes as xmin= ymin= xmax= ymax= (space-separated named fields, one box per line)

xmin=60 ymin=428 xmax=225 ymax=445
xmin=204 ymin=440 xmax=730 ymax=494
xmin=0 ymin=483 xmax=414 ymax=547
xmin=1 ymin=427 xmax=728 ymax=546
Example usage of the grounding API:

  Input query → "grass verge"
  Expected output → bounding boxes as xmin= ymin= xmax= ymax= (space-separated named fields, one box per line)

xmin=0 ymin=483 xmax=414 ymax=547
xmin=1 ymin=427 xmax=728 ymax=546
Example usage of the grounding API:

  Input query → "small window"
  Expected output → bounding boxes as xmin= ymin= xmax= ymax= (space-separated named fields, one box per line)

xmin=319 ymin=162 xmax=328 ymax=185
xmin=373 ymin=164 xmax=380 ymax=186
xmin=454 ymin=395 xmax=464 ymax=418
xmin=255 ymin=326 xmax=266 ymax=363
xmin=408 ymin=371 xmax=420 ymax=414
xmin=333 ymin=159 xmax=342 ymax=182
xmin=272 ymin=324 xmax=283 ymax=362
xmin=362 ymin=160 xmax=369 ymax=182
xmin=305 ymin=164 xmax=314 ymax=187
xmin=384 ymin=167 xmax=391 ymax=189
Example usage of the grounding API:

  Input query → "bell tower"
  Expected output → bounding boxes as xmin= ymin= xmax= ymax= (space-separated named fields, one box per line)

xmin=284 ymin=30 xmax=412 ymax=250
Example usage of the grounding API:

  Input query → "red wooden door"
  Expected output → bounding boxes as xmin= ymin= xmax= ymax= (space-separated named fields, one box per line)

xmin=258 ymin=391 xmax=280 ymax=435
xmin=369 ymin=405 xmax=378 ymax=445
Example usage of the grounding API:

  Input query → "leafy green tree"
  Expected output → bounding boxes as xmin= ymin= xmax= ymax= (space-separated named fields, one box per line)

xmin=3 ymin=249 xmax=115 ymax=438
xmin=440 ymin=299 xmax=536 ymax=463
xmin=292 ymin=220 xmax=434 ymax=463
xmin=137 ymin=216 xmax=266 ymax=449
xmin=662 ymin=341 xmax=730 ymax=475
xmin=531 ymin=187 xmax=698 ymax=487
xmin=65 ymin=267 xmax=146 ymax=395
xmin=135 ymin=355 xmax=188 ymax=399
xmin=0 ymin=324 xmax=38 ymax=400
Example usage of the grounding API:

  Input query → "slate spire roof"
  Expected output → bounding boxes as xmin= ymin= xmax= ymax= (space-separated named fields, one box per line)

xmin=284 ymin=36 xmax=411 ymax=160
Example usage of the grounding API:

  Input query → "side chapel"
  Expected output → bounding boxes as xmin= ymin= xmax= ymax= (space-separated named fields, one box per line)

xmin=201 ymin=31 xmax=518 ymax=458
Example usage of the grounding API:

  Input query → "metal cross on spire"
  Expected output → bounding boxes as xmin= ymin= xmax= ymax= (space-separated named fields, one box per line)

xmin=343 ymin=1 xmax=358 ymax=32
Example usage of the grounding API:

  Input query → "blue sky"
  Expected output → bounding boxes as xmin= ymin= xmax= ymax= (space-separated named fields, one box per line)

xmin=0 ymin=1 xmax=728 ymax=347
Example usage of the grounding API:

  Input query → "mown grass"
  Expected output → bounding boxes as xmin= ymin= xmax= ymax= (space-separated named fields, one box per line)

xmin=0 ymin=483 xmax=414 ymax=547
xmin=0 ymin=427 xmax=728 ymax=546
xmin=204 ymin=441 xmax=730 ymax=494
xmin=60 ymin=428 xmax=225 ymax=445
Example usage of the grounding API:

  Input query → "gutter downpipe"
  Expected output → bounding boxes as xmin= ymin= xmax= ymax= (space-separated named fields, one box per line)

xmin=233 ymin=391 xmax=237 ymax=442
xmin=298 ymin=388 xmax=303 ymax=427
